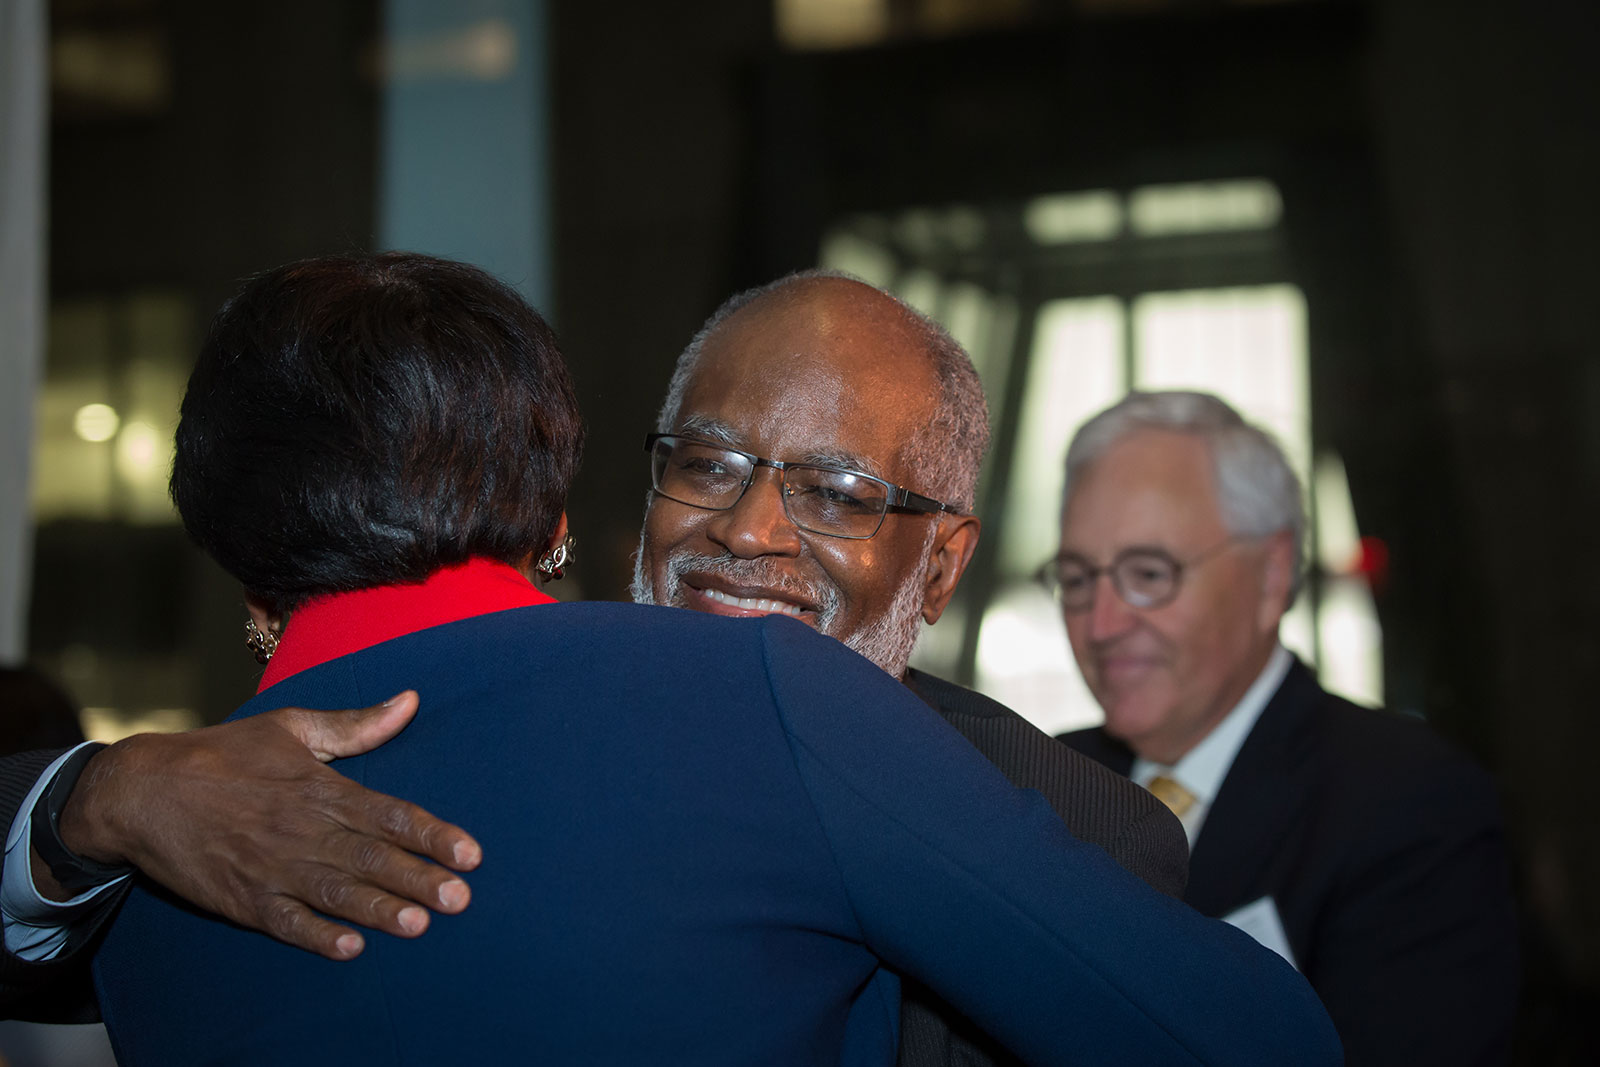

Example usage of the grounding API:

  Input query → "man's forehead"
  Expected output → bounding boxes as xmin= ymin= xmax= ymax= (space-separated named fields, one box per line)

xmin=673 ymin=412 xmax=890 ymax=480
xmin=703 ymin=282 xmax=926 ymax=380
xmin=1061 ymin=430 xmax=1227 ymax=547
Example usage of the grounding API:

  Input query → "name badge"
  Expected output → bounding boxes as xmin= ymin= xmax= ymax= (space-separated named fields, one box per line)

xmin=1222 ymin=896 xmax=1298 ymax=971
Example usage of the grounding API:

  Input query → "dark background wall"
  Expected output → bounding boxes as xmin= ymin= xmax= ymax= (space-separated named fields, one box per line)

xmin=32 ymin=0 xmax=1598 ymax=1059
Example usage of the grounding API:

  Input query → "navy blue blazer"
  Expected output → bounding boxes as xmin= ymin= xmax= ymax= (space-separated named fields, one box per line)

xmin=1062 ymin=658 xmax=1519 ymax=1066
xmin=94 ymin=603 xmax=1338 ymax=1066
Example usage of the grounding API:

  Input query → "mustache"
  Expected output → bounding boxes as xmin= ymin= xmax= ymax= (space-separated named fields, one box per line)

xmin=663 ymin=551 xmax=840 ymax=622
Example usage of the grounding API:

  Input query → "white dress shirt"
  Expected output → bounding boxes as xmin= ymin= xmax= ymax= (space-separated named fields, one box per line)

xmin=2 ymin=744 xmax=131 ymax=960
xmin=1131 ymin=645 xmax=1292 ymax=848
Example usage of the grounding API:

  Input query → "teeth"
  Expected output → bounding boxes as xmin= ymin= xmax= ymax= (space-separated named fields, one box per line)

xmin=701 ymin=587 xmax=804 ymax=617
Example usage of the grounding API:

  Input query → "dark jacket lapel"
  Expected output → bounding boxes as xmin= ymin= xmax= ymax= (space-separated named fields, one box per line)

xmin=1183 ymin=659 xmax=1321 ymax=917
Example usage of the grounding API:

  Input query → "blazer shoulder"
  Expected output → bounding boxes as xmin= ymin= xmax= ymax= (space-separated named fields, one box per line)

xmin=1302 ymin=685 xmax=1498 ymax=807
xmin=1235 ymin=671 xmax=1506 ymax=859
xmin=1055 ymin=724 xmax=1134 ymax=774
xmin=907 ymin=671 xmax=1186 ymax=898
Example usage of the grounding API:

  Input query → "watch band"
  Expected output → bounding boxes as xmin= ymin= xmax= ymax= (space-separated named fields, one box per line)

xmin=29 ymin=742 xmax=136 ymax=894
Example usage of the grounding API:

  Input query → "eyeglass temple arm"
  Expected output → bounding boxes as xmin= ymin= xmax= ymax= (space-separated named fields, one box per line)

xmin=890 ymin=486 xmax=961 ymax=516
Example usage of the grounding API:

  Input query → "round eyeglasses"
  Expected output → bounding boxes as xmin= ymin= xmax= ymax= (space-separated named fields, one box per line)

xmin=645 ymin=433 xmax=961 ymax=540
xmin=1036 ymin=537 xmax=1241 ymax=613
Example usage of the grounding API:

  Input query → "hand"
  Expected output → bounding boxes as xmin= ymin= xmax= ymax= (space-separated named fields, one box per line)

xmin=53 ymin=692 xmax=481 ymax=961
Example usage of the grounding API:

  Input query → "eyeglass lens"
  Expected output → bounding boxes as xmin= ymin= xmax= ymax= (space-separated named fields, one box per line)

xmin=1056 ymin=550 xmax=1181 ymax=611
xmin=650 ymin=437 xmax=890 ymax=538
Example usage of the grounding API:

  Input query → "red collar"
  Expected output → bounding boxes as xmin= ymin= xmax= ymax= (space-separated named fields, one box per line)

xmin=258 ymin=557 xmax=555 ymax=691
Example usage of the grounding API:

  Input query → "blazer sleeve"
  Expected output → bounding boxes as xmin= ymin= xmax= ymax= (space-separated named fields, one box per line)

xmin=0 ymin=747 xmax=114 ymax=1023
xmin=760 ymin=620 xmax=1342 ymax=1067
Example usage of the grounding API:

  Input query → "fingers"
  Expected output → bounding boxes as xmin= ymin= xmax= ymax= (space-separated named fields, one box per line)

xmin=335 ymin=781 xmax=482 ymax=873
xmin=109 ymin=697 xmax=487 ymax=964
xmin=258 ymin=855 xmax=467 ymax=956
xmin=271 ymin=691 xmax=420 ymax=762
xmin=251 ymin=895 xmax=369 ymax=962
xmin=334 ymin=829 xmax=475 ymax=915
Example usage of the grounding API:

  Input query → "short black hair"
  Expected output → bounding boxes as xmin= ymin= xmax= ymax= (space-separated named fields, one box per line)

xmin=171 ymin=252 xmax=584 ymax=611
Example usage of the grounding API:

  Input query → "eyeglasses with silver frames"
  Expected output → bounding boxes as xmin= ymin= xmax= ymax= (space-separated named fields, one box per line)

xmin=645 ymin=433 xmax=961 ymax=540
xmin=1035 ymin=537 xmax=1242 ymax=612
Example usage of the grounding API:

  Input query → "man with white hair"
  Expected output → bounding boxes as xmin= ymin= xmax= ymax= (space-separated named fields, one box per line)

xmin=1053 ymin=389 xmax=1519 ymax=1065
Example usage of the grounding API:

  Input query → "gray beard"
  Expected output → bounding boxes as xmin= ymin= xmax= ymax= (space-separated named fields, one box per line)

xmin=630 ymin=531 xmax=929 ymax=678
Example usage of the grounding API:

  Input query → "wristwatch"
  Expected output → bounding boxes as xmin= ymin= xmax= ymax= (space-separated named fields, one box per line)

xmin=29 ymin=743 xmax=136 ymax=894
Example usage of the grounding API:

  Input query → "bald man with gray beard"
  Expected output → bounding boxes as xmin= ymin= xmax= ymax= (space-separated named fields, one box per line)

xmin=630 ymin=270 xmax=1189 ymax=1067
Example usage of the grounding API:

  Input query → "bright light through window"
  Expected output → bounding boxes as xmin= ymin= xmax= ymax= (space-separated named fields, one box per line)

xmin=974 ymin=583 xmax=1103 ymax=736
xmin=1128 ymin=180 xmax=1283 ymax=236
xmin=1022 ymin=190 xmax=1122 ymax=244
xmin=816 ymin=179 xmax=1385 ymax=728
xmin=1313 ymin=452 xmax=1384 ymax=706
xmin=1134 ymin=284 xmax=1311 ymax=486
xmin=996 ymin=298 xmax=1123 ymax=574
xmin=817 ymin=229 xmax=897 ymax=287
xmin=940 ymin=283 xmax=994 ymax=363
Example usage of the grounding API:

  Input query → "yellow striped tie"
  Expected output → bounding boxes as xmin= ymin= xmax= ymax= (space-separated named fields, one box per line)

xmin=1146 ymin=775 xmax=1196 ymax=818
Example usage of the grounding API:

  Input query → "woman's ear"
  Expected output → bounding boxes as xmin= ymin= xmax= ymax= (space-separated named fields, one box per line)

xmin=546 ymin=512 xmax=569 ymax=554
xmin=243 ymin=591 xmax=284 ymax=664
xmin=243 ymin=591 xmax=282 ymax=635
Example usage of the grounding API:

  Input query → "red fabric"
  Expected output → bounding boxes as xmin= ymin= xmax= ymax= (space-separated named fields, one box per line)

xmin=258 ymin=557 xmax=555 ymax=691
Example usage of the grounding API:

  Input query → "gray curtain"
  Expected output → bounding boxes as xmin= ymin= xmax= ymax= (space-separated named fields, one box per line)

xmin=0 ymin=0 xmax=45 ymax=661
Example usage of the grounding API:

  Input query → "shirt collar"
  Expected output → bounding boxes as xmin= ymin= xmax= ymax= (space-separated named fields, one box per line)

xmin=1132 ymin=644 xmax=1292 ymax=806
xmin=258 ymin=557 xmax=555 ymax=692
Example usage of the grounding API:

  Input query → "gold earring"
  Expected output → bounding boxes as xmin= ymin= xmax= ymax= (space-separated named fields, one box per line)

xmin=244 ymin=617 xmax=280 ymax=664
xmin=535 ymin=532 xmax=576 ymax=583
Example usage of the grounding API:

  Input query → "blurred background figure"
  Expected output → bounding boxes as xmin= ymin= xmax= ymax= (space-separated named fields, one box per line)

xmin=3 ymin=0 xmax=1595 ymax=1063
xmin=0 ymin=668 xmax=84 ymax=757
xmin=1052 ymin=390 xmax=1519 ymax=1065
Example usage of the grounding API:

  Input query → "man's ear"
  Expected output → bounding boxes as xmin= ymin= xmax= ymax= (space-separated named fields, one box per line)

xmin=1256 ymin=529 xmax=1296 ymax=631
xmin=920 ymin=515 xmax=981 ymax=625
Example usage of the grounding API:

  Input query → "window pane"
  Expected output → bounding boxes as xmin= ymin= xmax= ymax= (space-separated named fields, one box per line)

xmin=1133 ymin=284 xmax=1311 ymax=486
xmin=997 ymin=297 xmax=1124 ymax=573
xmin=1023 ymin=190 xmax=1121 ymax=244
xmin=1128 ymin=179 xmax=1282 ymax=236
xmin=818 ymin=228 xmax=897 ymax=287
xmin=974 ymin=582 xmax=1104 ymax=735
xmin=1313 ymin=451 xmax=1384 ymax=706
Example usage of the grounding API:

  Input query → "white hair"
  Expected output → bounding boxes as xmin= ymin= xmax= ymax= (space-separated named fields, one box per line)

xmin=654 ymin=269 xmax=990 ymax=513
xmin=1062 ymin=390 xmax=1307 ymax=604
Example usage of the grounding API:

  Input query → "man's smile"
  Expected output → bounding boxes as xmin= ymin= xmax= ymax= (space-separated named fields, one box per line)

xmin=680 ymin=575 xmax=816 ymax=621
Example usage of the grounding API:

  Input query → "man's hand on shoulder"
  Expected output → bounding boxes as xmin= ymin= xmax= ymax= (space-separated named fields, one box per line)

xmin=47 ymin=692 xmax=481 ymax=961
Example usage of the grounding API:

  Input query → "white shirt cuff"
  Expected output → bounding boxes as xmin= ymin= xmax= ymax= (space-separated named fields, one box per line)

xmin=3 ymin=742 xmax=132 ymax=961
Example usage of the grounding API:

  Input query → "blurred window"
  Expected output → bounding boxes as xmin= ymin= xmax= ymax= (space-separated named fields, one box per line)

xmin=33 ymin=293 xmax=189 ymax=525
xmin=29 ymin=291 xmax=199 ymax=742
xmin=819 ymin=178 xmax=1384 ymax=733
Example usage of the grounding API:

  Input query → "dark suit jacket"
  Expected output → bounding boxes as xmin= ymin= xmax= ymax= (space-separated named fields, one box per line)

xmin=899 ymin=668 xmax=1188 ymax=1067
xmin=1062 ymin=657 xmax=1519 ymax=1066
xmin=0 ymin=747 xmax=124 ymax=1024
xmin=93 ymin=603 xmax=1337 ymax=1066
